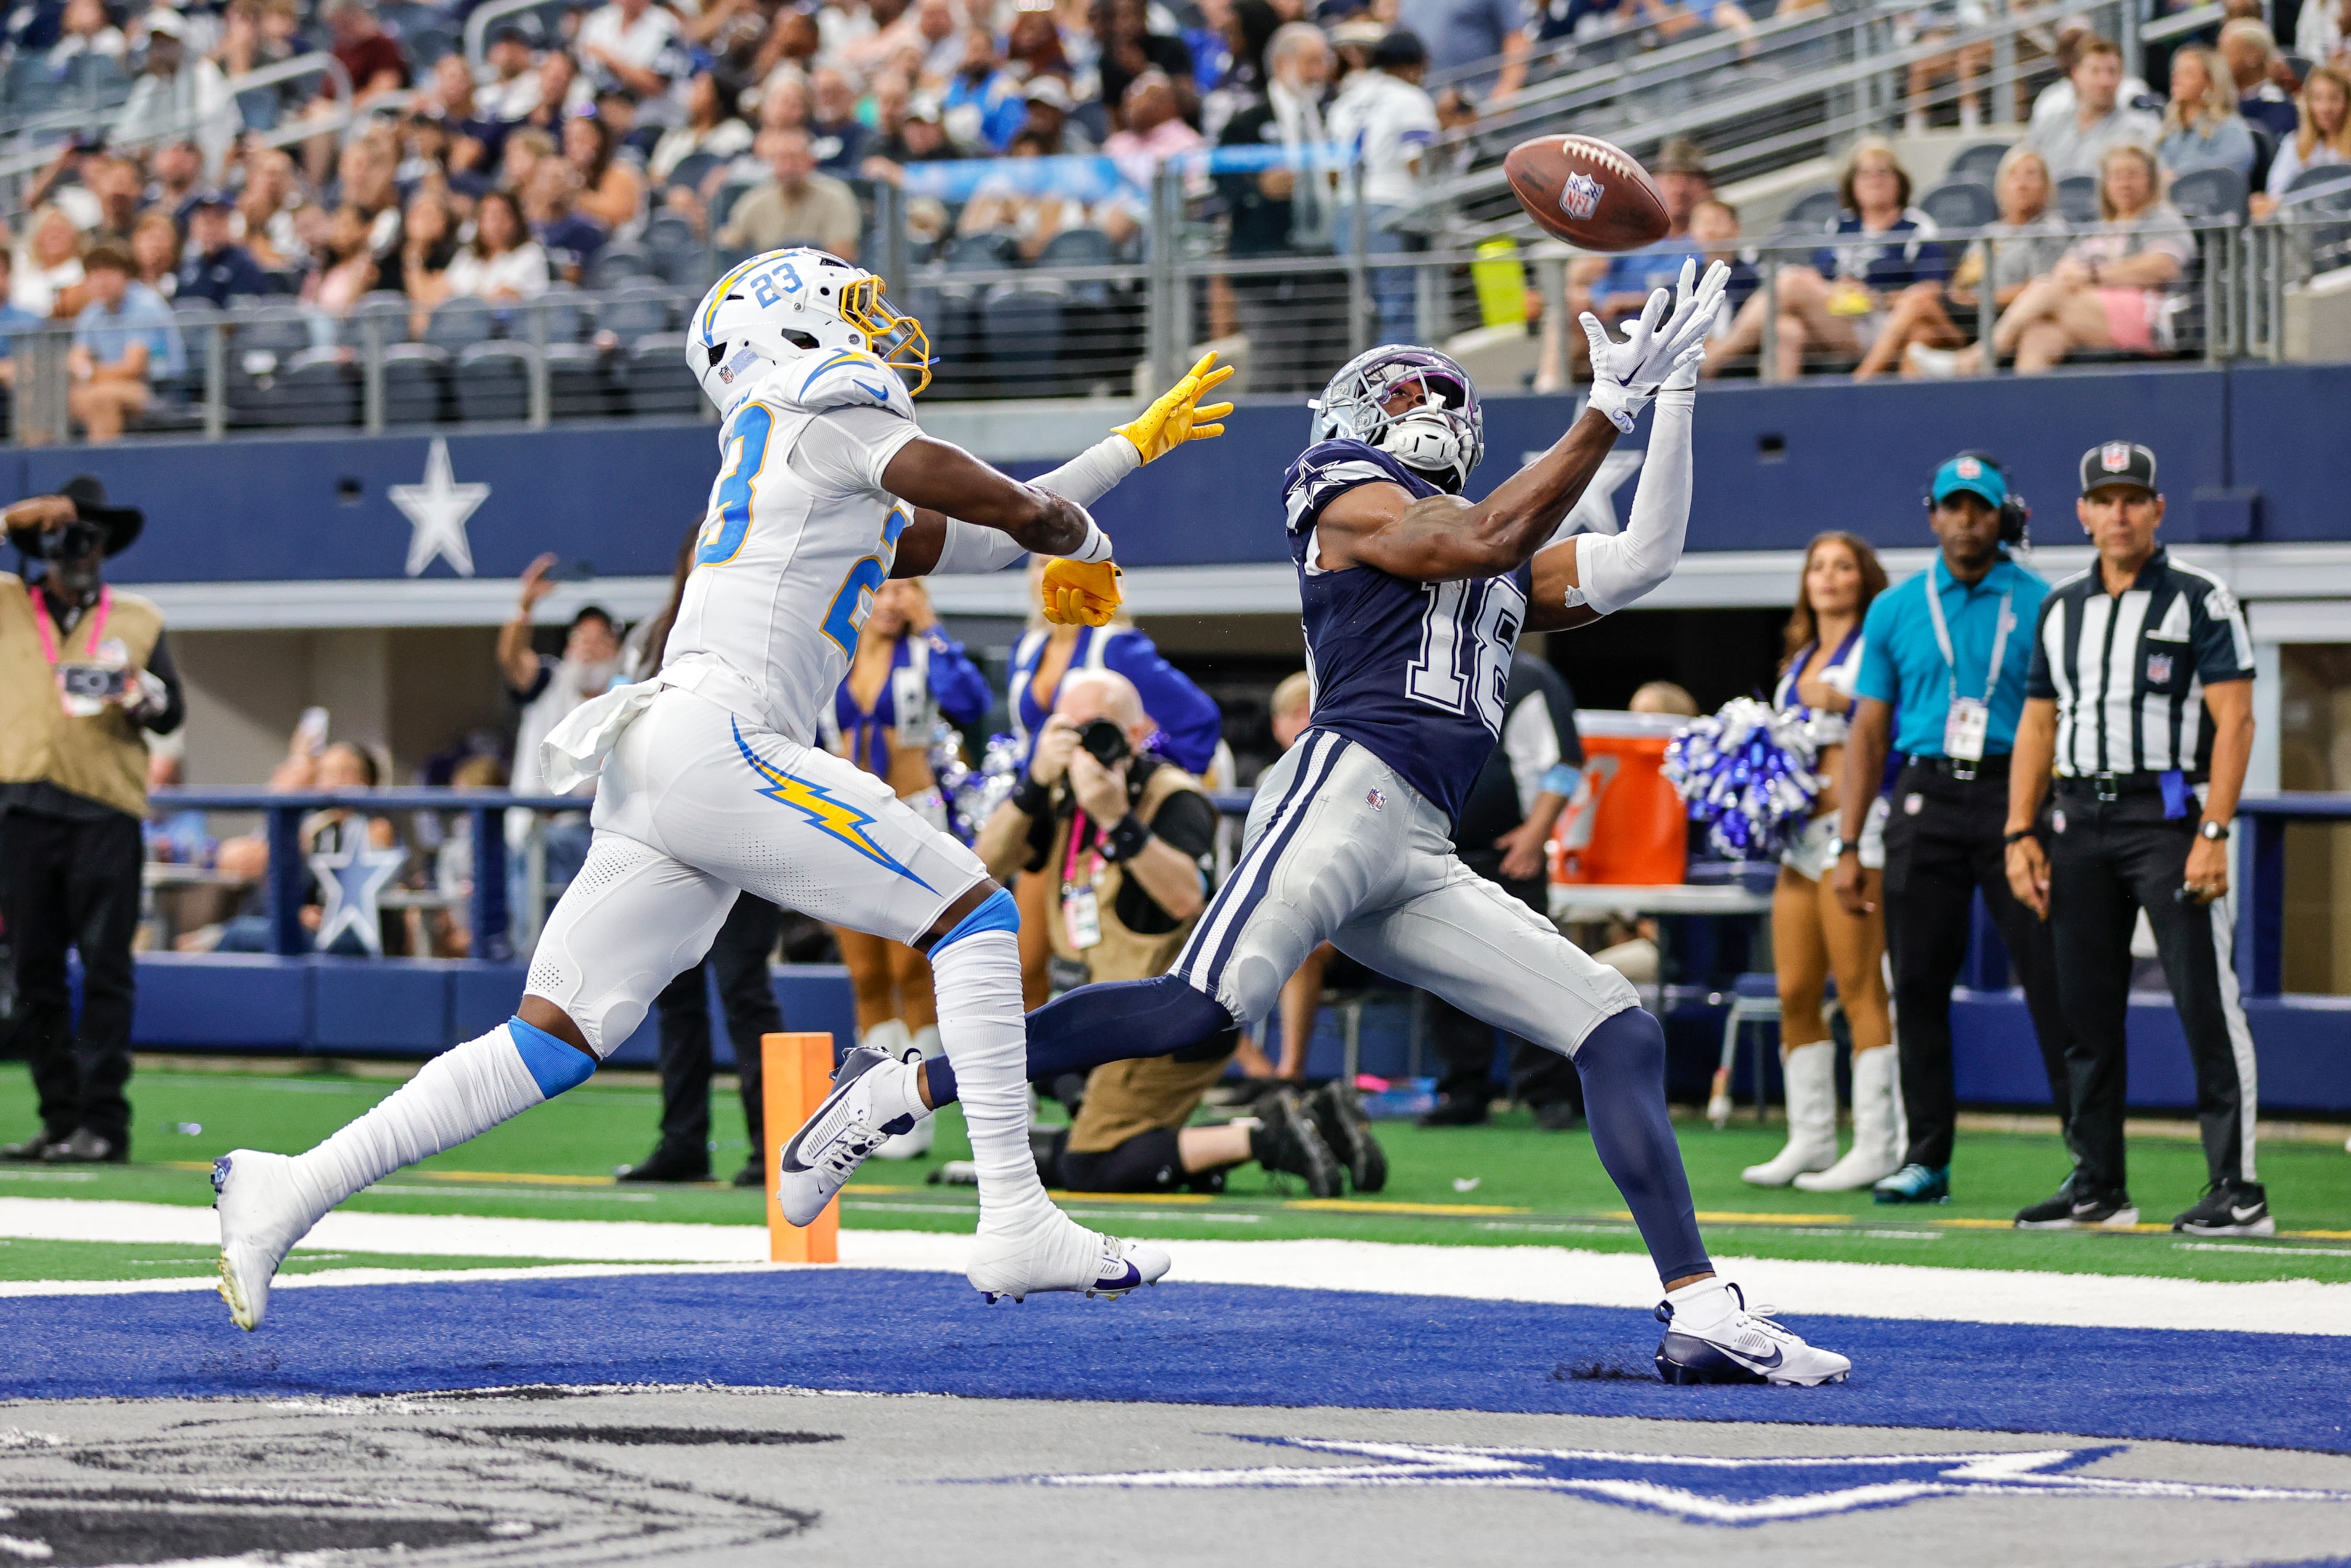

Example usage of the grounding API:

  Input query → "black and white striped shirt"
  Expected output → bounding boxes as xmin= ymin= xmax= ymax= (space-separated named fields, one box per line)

xmin=2024 ymin=547 xmax=2254 ymax=779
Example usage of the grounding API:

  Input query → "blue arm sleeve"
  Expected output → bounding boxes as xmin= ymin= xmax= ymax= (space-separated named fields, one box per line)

xmin=1101 ymin=632 xmax=1223 ymax=775
xmin=924 ymin=632 xmax=995 ymax=727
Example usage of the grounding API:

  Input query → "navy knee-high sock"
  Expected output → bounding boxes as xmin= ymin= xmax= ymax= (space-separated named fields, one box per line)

xmin=1573 ymin=1008 xmax=1713 ymax=1286
xmin=922 ymin=974 xmax=1234 ymax=1109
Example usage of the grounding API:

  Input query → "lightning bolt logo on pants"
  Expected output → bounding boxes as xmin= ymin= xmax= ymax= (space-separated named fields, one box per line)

xmin=732 ymin=721 xmax=934 ymax=889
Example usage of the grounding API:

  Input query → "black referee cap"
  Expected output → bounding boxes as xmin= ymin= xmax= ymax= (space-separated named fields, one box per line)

xmin=2079 ymin=441 xmax=2158 ymax=497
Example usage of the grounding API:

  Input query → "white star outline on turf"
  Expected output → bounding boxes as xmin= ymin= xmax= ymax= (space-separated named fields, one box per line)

xmin=389 ymin=437 xmax=491 ymax=578
xmin=1012 ymin=1440 xmax=2351 ymax=1526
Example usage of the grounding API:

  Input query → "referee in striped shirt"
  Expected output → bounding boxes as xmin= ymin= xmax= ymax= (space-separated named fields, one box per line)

xmin=2004 ymin=441 xmax=2266 ymax=1237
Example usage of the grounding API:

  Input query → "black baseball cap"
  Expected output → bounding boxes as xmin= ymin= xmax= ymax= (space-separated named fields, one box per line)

xmin=1372 ymin=29 xmax=1428 ymax=68
xmin=2079 ymin=441 xmax=2158 ymax=497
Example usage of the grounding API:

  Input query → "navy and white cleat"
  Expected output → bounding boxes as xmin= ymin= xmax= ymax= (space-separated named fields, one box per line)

xmin=1654 ymin=1283 xmax=1852 ymax=1387
xmin=213 ymin=1149 xmax=317 ymax=1332
xmin=778 ymin=1045 xmax=925 ymax=1227
xmin=969 ymin=1218 xmax=1170 ymax=1304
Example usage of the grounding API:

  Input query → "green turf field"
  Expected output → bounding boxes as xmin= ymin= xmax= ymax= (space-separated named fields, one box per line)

xmin=5 ymin=1061 xmax=2351 ymax=1285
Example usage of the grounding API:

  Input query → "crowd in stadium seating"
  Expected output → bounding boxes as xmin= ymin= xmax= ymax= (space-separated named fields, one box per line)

xmin=7 ymin=0 xmax=2351 ymax=425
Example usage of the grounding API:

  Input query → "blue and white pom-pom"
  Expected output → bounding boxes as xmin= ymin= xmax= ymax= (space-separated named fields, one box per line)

xmin=1661 ymin=697 xmax=1825 ymax=860
xmin=934 ymin=725 xmax=1023 ymax=844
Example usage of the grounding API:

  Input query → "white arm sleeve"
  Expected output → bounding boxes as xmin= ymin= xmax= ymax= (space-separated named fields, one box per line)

xmin=1570 ymin=387 xmax=1692 ymax=617
xmin=929 ymin=516 xmax=1031 ymax=575
xmin=929 ymin=433 xmax=1130 ymax=571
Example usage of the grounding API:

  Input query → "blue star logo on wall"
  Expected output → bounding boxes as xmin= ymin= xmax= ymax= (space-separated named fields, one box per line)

xmin=1014 ymin=1440 xmax=2351 ymax=1527
xmin=309 ymin=840 xmax=407 ymax=956
xmin=1525 ymin=445 xmax=1645 ymax=536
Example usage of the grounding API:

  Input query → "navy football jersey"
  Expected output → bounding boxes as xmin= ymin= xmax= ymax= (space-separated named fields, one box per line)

xmin=1282 ymin=438 xmax=1532 ymax=822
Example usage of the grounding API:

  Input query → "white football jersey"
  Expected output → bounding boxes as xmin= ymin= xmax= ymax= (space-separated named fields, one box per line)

xmin=659 ymin=347 xmax=928 ymax=744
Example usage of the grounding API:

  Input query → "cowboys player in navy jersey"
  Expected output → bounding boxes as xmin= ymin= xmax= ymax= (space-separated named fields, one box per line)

xmin=786 ymin=260 xmax=1852 ymax=1385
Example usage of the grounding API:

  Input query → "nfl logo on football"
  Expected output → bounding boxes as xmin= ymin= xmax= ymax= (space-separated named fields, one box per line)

xmin=1559 ymin=172 xmax=1605 ymax=221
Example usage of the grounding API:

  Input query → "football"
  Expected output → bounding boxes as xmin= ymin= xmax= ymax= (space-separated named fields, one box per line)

xmin=1502 ymin=134 xmax=1672 ymax=252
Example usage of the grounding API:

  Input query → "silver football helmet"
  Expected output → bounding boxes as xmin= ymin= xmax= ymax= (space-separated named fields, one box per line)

xmin=1310 ymin=346 xmax=1485 ymax=494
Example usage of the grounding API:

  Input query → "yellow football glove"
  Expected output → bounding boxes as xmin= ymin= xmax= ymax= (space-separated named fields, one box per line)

xmin=1115 ymin=350 xmax=1237 ymax=465
xmin=1040 ymin=558 xmax=1123 ymax=628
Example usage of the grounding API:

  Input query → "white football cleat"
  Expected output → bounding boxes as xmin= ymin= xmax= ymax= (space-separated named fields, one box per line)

xmin=776 ymin=1044 xmax=926 ymax=1226
xmin=213 ymin=1150 xmax=319 ymax=1332
xmin=968 ymin=1216 xmax=1170 ymax=1303
xmin=1654 ymin=1282 xmax=1851 ymax=1387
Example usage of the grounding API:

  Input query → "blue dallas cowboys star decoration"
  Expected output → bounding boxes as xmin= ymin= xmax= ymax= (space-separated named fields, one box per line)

xmin=1018 ymin=1439 xmax=2351 ymax=1527
xmin=308 ymin=839 xmax=408 ymax=955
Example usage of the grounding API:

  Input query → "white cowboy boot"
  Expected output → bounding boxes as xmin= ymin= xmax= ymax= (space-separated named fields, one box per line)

xmin=1740 ymin=1041 xmax=1838 ymax=1186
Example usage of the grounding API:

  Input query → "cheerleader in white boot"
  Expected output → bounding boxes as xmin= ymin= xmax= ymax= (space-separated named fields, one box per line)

xmin=1745 ymin=533 xmax=1901 ymax=1190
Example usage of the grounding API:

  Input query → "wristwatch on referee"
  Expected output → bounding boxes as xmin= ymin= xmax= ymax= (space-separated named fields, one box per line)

xmin=2198 ymin=820 xmax=2230 ymax=842
xmin=1828 ymin=835 xmax=1852 ymax=859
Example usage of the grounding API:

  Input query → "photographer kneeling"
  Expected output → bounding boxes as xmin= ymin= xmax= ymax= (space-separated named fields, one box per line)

xmin=974 ymin=670 xmax=1362 ymax=1197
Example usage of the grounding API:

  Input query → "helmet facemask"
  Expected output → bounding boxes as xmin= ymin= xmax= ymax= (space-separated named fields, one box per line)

xmin=839 ymin=274 xmax=932 ymax=395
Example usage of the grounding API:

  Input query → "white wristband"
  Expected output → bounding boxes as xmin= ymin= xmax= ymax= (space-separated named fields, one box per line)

xmin=1056 ymin=513 xmax=1113 ymax=563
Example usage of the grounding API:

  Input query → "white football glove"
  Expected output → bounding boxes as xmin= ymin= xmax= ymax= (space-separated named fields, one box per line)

xmin=1581 ymin=257 xmax=1730 ymax=430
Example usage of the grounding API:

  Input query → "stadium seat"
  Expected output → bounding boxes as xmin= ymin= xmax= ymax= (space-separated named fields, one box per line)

xmin=455 ymin=341 xmax=534 ymax=423
xmin=349 ymin=292 xmax=415 ymax=348
xmin=590 ymin=242 xmax=653 ymax=289
xmin=504 ymin=287 xmax=587 ymax=346
xmin=593 ymin=280 xmax=673 ymax=345
xmin=404 ymin=25 xmax=457 ymax=66
xmin=710 ymin=181 xmax=757 ymax=232
xmin=2055 ymin=176 xmax=2101 ymax=224
xmin=1918 ymin=180 xmax=1997 ymax=231
xmin=171 ymin=301 xmax=221 ymax=386
xmin=2169 ymin=166 xmax=2249 ymax=224
xmin=622 ymin=333 xmax=705 ymax=417
xmin=425 ymin=297 xmax=497 ymax=354
xmin=664 ymin=151 xmax=723 ymax=195
xmin=947 ymin=233 xmax=1021 ymax=270
xmin=2284 ymin=165 xmax=2351 ymax=205
xmin=1946 ymin=141 xmax=2012 ymax=186
xmin=1038 ymin=226 xmax=1115 ymax=269
xmin=276 ymin=349 xmax=361 ymax=428
xmin=982 ymin=286 xmax=1067 ymax=396
xmin=380 ymin=343 xmax=452 ymax=425
xmin=226 ymin=303 xmax=310 ymax=369
xmin=64 ymin=52 xmax=129 ymax=106
xmin=643 ymin=215 xmax=705 ymax=287
xmin=1777 ymin=185 xmax=1842 ymax=231
xmin=545 ymin=342 xmax=612 ymax=420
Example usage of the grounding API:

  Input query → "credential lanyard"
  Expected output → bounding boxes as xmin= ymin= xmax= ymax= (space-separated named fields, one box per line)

xmin=30 ymin=584 xmax=108 ymax=669
xmin=1922 ymin=568 xmax=2010 ymax=709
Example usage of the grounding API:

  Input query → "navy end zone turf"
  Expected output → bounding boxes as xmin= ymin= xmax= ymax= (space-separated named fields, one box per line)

xmin=4 ymin=1270 xmax=2344 ymax=1455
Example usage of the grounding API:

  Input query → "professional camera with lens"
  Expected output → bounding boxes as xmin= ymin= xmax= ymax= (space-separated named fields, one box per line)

xmin=57 ymin=664 xmax=127 ymax=700
xmin=1076 ymin=717 xmax=1131 ymax=768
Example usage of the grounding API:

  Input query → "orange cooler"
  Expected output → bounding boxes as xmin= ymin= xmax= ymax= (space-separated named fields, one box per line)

xmin=1552 ymin=710 xmax=1690 ymax=886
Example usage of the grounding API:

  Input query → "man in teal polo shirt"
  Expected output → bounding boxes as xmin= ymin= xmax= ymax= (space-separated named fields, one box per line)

xmin=1831 ymin=453 xmax=2075 ymax=1205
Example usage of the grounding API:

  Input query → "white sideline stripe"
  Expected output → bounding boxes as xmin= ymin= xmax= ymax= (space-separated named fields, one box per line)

xmin=4 ymin=1199 xmax=2349 ymax=1336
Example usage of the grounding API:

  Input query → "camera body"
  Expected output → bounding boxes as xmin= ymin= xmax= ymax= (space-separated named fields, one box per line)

xmin=1075 ymin=718 xmax=1130 ymax=769
xmin=58 ymin=664 xmax=127 ymax=701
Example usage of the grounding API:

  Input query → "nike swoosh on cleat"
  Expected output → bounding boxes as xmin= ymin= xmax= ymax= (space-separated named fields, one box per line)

xmin=1724 ymin=1342 xmax=1783 ymax=1371
xmin=1097 ymin=1265 xmax=1143 ymax=1290
xmin=2231 ymin=1205 xmax=2265 ymax=1222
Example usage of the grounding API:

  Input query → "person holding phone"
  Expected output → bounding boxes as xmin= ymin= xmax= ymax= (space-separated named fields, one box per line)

xmin=0 ymin=478 xmax=183 ymax=1164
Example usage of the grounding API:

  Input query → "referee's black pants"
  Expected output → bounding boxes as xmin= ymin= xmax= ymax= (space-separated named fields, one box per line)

xmin=2042 ymin=785 xmax=2256 ymax=1197
xmin=0 ymin=807 xmax=143 ymax=1152
xmin=1427 ymin=871 xmax=1582 ymax=1114
xmin=651 ymin=894 xmax=785 ymax=1168
xmin=1881 ymin=761 xmax=2074 ymax=1171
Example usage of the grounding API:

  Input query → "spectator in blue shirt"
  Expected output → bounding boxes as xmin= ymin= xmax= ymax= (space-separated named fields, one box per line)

xmin=174 ymin=193 xmax=272 ymax=306
xmin=942 ymin=26 xmax=1029 ymax=152
xmin=1395 ymin=0 xmax=1529 ymax=100
xmin=69 ymin=244 xmax=184 ymax=444
xmin=2156 ymin=46 xmax=2257 ymax=181
xmin=1708 ymin=137 xmax=1946 ymax=380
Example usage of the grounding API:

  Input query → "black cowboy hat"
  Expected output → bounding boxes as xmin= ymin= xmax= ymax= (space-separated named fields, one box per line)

xmin=54 ymin=475 xmax=144 ymax=556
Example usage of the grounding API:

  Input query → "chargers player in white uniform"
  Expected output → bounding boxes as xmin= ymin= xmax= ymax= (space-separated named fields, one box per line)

xmin=783 ymin=261 xmax=1854 ymax=1385
xmin=211 ymin=248 xmax=1234 ymax=1327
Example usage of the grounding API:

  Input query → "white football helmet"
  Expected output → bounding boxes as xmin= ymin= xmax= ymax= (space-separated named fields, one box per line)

xmin=688 ymin=248 xmax=931 ymax=415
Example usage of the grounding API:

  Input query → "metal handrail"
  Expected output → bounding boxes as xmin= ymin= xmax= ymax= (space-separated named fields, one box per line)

xmin=464 ymin=0 xmax=555 ymax=73
xmin=0 ymin=52 xmax=354 ymax=194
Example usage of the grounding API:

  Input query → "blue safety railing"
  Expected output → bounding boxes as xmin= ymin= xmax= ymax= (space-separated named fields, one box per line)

xmin=150 ymin=788 xmax=580 ymax=963
xmin=2234 ymin=793 xmax=2351 ymax=1000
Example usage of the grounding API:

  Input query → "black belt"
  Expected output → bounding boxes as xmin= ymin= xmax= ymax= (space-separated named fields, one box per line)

xmin=1904 ymin=754 xmax=2011 ymax=781
xmin=2053 ymin=772 xmax=2182 ymax=802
